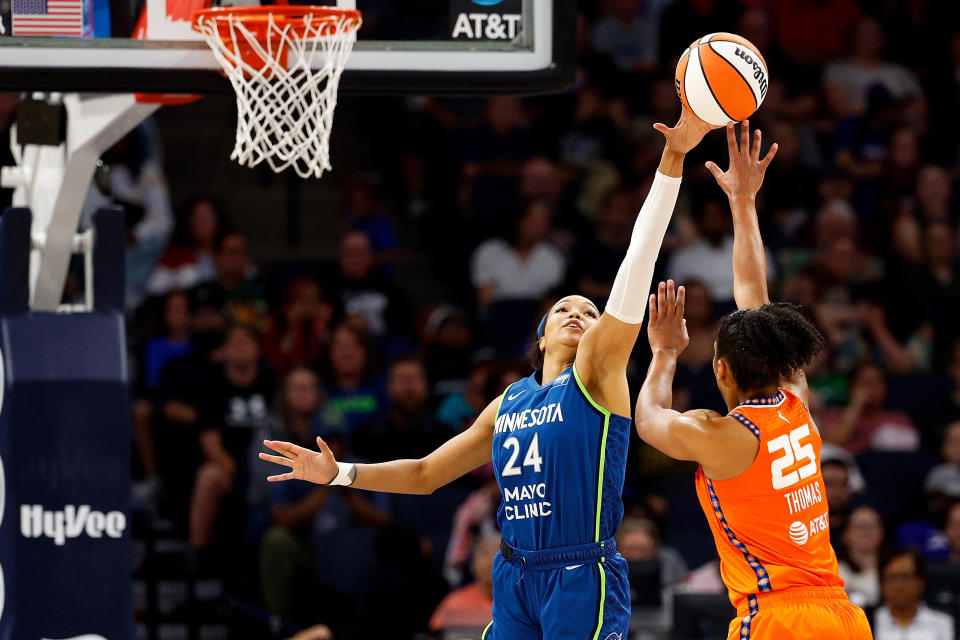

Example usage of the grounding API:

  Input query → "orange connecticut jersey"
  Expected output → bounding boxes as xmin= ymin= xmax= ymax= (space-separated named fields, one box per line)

xmin=695 ymin=388 xmax=843 ymax=611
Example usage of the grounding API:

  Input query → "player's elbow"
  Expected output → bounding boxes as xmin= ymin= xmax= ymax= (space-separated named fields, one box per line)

xmin=414 ymin=459 xmax=440 ymax=495
xmin=633 ymin=401 xmax=657 ymax=440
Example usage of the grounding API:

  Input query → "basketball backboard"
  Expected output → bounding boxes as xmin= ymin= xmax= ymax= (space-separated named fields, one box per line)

xmin=0 ymin=0 xmax=574 ymax=95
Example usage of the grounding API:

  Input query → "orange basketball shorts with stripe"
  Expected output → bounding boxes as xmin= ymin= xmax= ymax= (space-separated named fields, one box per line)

xmin=728 ymin=587 xmax=873 ymax=640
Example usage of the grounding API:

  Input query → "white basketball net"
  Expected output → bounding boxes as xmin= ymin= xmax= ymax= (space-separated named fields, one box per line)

xmin=195 ymin=11 xmax=360 ymax=179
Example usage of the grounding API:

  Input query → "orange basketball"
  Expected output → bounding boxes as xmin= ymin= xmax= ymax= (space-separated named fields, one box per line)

xmin=675 ymin=33 xmax=769 ymax=127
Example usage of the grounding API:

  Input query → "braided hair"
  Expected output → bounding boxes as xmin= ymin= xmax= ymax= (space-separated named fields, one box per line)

xmin=716 ymin=303 xmax=824 ymax=391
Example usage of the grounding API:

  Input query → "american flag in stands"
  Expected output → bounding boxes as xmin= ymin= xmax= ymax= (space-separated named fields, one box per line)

xmin=12 ymin=0 xmax=84 ymax=36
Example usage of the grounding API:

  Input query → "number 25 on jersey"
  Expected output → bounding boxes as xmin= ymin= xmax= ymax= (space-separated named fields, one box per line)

xmin=768 ymin=424 xmax=817 ymax=490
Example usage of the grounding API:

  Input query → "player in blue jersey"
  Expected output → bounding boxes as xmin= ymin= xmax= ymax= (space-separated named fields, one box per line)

xmin=259 ymin=106 xmax=715 ymax=639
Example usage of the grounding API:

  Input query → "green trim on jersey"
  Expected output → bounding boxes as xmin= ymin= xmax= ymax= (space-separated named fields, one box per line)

xmin=481 ymin=620 xmax=493 ymax=639
xmin=590 ymin=562 xmax=608 ymax=640
xmin=495 ymin=383 xmax=514 ymax=422
xmin=571 ymin=365 xmax=612 ymax=543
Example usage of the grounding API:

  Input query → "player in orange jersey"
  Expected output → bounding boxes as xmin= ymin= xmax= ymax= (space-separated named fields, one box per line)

xmin=634 ymin=121 xmax=873 ymax=640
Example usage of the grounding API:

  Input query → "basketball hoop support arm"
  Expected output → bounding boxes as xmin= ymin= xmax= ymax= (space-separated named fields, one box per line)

xmin=0 ymin=93 xmax=159 ymax=311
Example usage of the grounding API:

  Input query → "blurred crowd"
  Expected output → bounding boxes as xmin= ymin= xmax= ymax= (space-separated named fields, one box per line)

xmin=41 ymin=0 xmax=960 ymax=638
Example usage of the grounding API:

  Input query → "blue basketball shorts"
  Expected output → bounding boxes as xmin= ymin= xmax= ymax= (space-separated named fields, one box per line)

xmin=481 ymin=538 xmax=630 ymax=640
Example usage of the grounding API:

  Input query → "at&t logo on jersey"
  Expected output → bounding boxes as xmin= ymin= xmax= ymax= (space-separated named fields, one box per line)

xmin=21 ymin=504 xmax=126 ymax=546
xmin=789 ymin=521 xmax=808 ymax=545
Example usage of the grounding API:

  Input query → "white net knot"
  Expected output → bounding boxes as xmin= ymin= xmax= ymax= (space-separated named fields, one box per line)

xmin=194 ymin=9 xmax=360 ymax=179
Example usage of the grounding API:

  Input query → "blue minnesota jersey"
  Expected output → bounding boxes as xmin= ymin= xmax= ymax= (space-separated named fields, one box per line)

xmin=492 ymin=365 xmax=632 ymax=551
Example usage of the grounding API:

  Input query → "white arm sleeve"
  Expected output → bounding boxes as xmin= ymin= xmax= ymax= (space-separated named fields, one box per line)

xmin=604 ymin=171 xmax=682 ymax=324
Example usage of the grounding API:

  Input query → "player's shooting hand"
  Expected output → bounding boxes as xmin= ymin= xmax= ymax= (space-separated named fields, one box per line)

xmin=647 ymin=280 xmax=689 ymax=355
xmin=705 ymin=120 xmax=778 ymax=201
xmin=655 ymin=105 xmax=719 ymax=155
xmin=260 ymin=437 xmax=338 ymax=484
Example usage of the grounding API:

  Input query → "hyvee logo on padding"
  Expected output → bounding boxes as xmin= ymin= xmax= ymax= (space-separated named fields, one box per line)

xmin=21 ymin=504 xmax=126 ymax=546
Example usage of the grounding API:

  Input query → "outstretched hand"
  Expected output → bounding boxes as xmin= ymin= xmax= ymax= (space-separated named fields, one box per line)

xmin=654 ymin=106 xmax=719 ymax=155
xmin=647 ymin=280 xmax=689 ymax=355
xmin=705 ymin=120 xmax=778 ymax=200
xmin=259 ymin=437 xmax=338 ymax=484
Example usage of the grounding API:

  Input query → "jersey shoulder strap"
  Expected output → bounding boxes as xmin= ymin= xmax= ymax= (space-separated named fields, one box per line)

xmin=727 ymin=389 xmax=794 ymax=441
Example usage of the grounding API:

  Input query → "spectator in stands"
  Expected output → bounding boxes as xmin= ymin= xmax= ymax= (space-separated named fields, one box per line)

xmin=421 ymin=306 xmax=475 ymax=396
xmin=132 ymin=290 xmax=194 ymax=499
xmin=313 ymin=322 xmax=384 ymax=434
xmin=832 ymin=85 xmax=900 ymax=186
xmin=675 ymin=280 xmax=725 ymax=413
xmin=148 ymin=195 xmax=225 ymax=296
xmin=823 ymin=458 xmax=855 ymax=548
xmin=353 ymin=357 xmax=448 ymax=462
xmin=190 ymin=230 xmax=269 ymax=332
xmin=470 ymin=200 xmax=564 ymax=354
xmin=461 ymin=96 xmax=538 ymax=221
xmin=925 ymin=222 xmax=960 ymax=359
xmin=666 ymin=196 xmax=774 ymax=312
xmin=428 ymin=534 xmax=497 ymax=636
xmin=518 ymin=157 xmax=567 ymax=217
xmin=143 ymin=291 xmax=194 ymax=391
xmin=189 ymin=324 xmax=276 ymax=551
xmin=326 ymin=230 xmax=410 ymax=340
xmin=857 ymin=298 xmax=921 ymax=374
xmin=443 ymin=478 xmax=500 ymax=587
xmin=945 ymin=502 xmax=960 ymax=564
xmin=355 ymin=524 xmax=448 ymax=638
xmin=150 ymin=300 xmax=227 ymax=522
xmin=925 ymin=421 xmax=960 ymax=507
xmin=590 ymin=0 xmax=658 ymax=73
xmin=569 ymin=187 xmax=633 ymax=309
xmin=260 ymin=367 xmax=390 ymax=621
xmin=617 ymin=517 xmax=687 ymax=588
xmin=772 ymin=0 xmax=861 ymax=67
xmin=837 ymin=505 xmax=885 ymax=608
xmin=658 ymin=0 xmax=739 ymax=68
xmin=85 ymin=125 xmax=174 ymax=310
xmin=757 ymin=121 xmax=819 ymax=240
xmin=930 ymin=343 xmax=960 ymax=428
xmin=435 ymin=356 xmax=495 ymax=433
xmin=823 ymin=17 xmax=924 ymax=118
xmin=345 ymin=171 xmax=396 ymax=274
xmin=914 ymin=165 xmax=954 ymax=224
xmin=877 ymin=215 xmax=934 ymax=373
xmin=821 ymin=364 xmax=920 ymax=454
xmin=875 ymin=127 xmax=924 ymax=222
xmin=262 ymin=277 xmax=333 ymax=376
xmin=554 ymin=84 xmax=623 ymax=175
xmin=873 ymin=549 xmax=955 ymax=640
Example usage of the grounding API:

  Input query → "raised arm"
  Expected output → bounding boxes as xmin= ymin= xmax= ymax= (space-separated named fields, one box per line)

xmin=705 ymin=123 xmax=813 ymax=403
xmin=705 ymin=121 xmax=777 ymax=310
xmin=259 ymin=395 xmax=500 ymax=495
xmin=576 ymin=108 xmax=714 ymax=414
xmin=634 ymin=280 xmax=760 ymax=479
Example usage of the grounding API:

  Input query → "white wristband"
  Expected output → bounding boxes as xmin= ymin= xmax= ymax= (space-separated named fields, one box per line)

xmin=327 ymin=462 xmax=357 ymax=487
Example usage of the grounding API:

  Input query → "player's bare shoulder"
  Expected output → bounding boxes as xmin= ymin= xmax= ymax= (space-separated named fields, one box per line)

xmin=693 ymin=410 xmax=763 ymax=481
